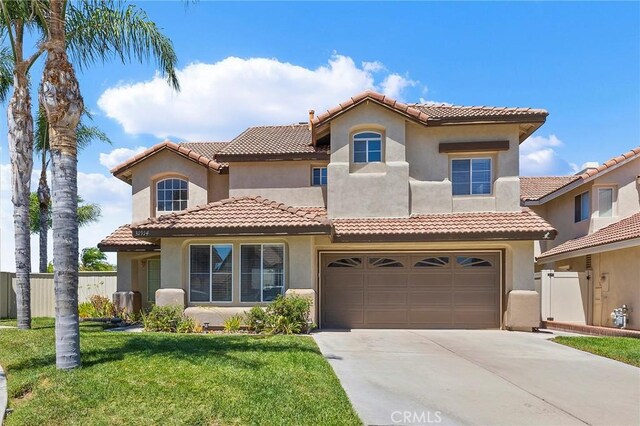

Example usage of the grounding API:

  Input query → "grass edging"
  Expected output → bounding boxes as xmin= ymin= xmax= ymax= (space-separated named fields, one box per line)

xmin=552 ymin=336 xmax=640 ymax=367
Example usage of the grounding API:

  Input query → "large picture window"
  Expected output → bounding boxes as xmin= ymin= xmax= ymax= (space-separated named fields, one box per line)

xmin=157 ymin=178 xmax=188 ymax=212
xmin=189 ymin=244 xmax=233 ymax=302
xmin=353 ymin=132 xmax=382 ymax=163
xmin=241 ymin=244 xmax=285 ymax=302
xmin=452 ymin=158 xmax=492 ymax=195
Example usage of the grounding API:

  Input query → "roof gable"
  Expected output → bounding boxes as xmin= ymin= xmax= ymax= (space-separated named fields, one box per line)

xmin=111 ymin=141 xmax=227 ymax=184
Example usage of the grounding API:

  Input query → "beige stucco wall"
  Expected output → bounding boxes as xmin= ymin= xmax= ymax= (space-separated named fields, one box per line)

xmin=591 ymin=246 xmax=640 ymax=330
xmin=328 ymin=102 xmax=410 ymax=218
xmin=116 ymin=252 xmax=160 ymax=305
xmin=208 ymin=171 xmax=229 ymax=203
xmin=130 ymin=150 xmax=209 ymax=223
xmin=406 ymin=123 xmax=522 ymax=214
xmin=229 ymin=161 xmax=327 ymax=206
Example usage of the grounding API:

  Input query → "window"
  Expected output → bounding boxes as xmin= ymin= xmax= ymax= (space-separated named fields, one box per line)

xmin=157 ymin=178 xmax=188 ymax=212
xmin=369 ymin=257 xmax=404 ymax=268
xmin=574 ymin=191 xmax=590 ymax=222
xmin=312 ymin=167 xmax=327 ymax=186
xmin=147 ymin=259 xmax=161 ymax=302
xmin=327 ymin=257 xmax=362 ymax=268
xmin=189 ymin=245 xmax=233 ymax=302
xmin=451 ymin=158 xmax=492 ymax=195
xmin=598 ymin=188 xmax=614 ymax=218
xmin=353 ymin=132 xmax=382 ymax=163
xmin=414 ymin=257 xmax=449 ymax=268
xmin=241 ymin=244 xmax=285 ymax=302
xmin=457 ymin=256 xmax=493 ymax=267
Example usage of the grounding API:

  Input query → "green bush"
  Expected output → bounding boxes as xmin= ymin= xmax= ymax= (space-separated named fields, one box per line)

xmin=142 ymin=305 xmax=194 ymax=333
xmin=78 ymin=302 xmax=97 ymax=319
xmin=223 ymin=314 xmax=244 ymax=333
xmin=246 ymin=306 xmax=269 ymax=333
xmin=246 ymin=295 xmax=313 ymax=335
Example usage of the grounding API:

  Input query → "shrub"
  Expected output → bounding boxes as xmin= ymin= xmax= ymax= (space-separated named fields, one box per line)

xmin=246 ymin=306 xmax=269 ymax=333
xmin=90 ymin=294 xmax=116 ymax=318
xmin=247 ymin=295 xmax=313 ymax=335
xmin=176 ymin=316 xmax=196 ymax=333
xmin=78 ymin=302 xmax=97 ymax=319
xmin=223 ymin=314 xmax=244 ymax=333
xmin=142 ymin=305 xmax=184 ymax=332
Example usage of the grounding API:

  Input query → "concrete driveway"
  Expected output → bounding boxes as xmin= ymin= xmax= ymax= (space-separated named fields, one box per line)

xmin=313 ymin=329 xmax=640 ymax=426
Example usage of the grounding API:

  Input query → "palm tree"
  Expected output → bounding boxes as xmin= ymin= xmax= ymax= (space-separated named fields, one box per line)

xmin=39 ymin=0 xmax=178 ymax=369
xmin=34 ymin=106 xmax=110 ymax=272
xmin=0 ymin=0 xmax=48 ymax=330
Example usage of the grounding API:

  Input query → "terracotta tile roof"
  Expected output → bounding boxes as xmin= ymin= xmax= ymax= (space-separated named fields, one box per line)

xmin=98 ymin=225 xmax=160 ymax=252
xmin=131 ymin=196 xmax=332 ymax=236
xmin=332 ymin=209 xmax=556 ymax=242
xmin=216 ymin=124 xmax=329 ymax=161
xmin=111 ymin=141 xmax=227 ymax=183
xmin=179 ymin=142 xmax=229 ymax=159
xmin=522 ymin=147 xmax=640 ymax=205
xmin=575 ymin=146 xmax=640 ymax=180
xmin=538 ymin=212 xmax=640 ymax=260
xmin=520 ymin=176 xmax=579 ymax=202
xmin=312 ymin=90 xmax=548 ymax=128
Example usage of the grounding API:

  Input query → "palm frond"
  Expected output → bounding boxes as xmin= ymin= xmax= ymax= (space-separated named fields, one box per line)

xmin=0 ymin=45 xmax=13 ymax=102
xmin=66 ymin=0 xmax=179 ymax=90
xmin=77 ymin=123 xmax=111 ymax=151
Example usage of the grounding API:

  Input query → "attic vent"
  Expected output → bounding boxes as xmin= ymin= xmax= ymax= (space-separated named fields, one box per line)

xmin=586 ymin=255 xmax=592 ymax=269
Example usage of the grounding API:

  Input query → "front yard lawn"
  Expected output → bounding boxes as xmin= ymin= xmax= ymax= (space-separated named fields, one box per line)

xmin=552 ymin=336 xmax=640 ymax=367
xmin=0 ymin=318 xmax=361 ymax=425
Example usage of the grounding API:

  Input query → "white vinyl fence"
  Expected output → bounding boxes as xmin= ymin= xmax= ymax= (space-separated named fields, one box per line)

xmin=535 ymin=270 xmax=589 ymax=323
xmin=0 ymin=272 xmax=117 ymax=318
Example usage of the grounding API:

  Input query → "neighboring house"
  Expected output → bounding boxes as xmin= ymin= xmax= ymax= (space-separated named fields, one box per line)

xmin=521 ymin=147 xmax=640 ymax=329
xmin=99 ymin=90 xmax=556 ymax=329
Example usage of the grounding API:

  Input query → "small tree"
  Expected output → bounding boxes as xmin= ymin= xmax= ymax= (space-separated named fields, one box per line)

xmin=79 ymin=247 xmax=115 ymax=271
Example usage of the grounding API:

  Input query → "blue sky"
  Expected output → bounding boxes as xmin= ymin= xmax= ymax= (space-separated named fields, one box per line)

xmin=0 ymin=1 xmax=639 ymax=270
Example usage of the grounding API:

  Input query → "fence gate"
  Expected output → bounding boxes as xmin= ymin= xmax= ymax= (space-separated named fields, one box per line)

xmin=535 ymin=270 xmax=590 ymax=323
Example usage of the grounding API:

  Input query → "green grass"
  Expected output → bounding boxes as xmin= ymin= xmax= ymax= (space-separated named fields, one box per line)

xmin=553 ymin=336 xmax=640 ymax=367
xmin=0 ymin=318 xmax=361 ymax=426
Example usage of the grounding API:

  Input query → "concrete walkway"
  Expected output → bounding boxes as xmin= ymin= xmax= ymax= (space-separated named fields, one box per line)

xmin=314 ymin=329 xmax=640 ymax=426
xmin=0 ymin=364 xmax=7 ymax=426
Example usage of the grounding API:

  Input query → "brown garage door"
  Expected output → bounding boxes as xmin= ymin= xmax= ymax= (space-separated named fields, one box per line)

xmin=321 ymin=252 xmax=500 ymax=329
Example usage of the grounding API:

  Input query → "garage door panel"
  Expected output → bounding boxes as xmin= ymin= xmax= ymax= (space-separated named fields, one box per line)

xmin=409 ymin=291 xmax=452 ymax=307
xmin=322 ymin=251 xmax=500 ymax=329
xmin=367 ymin=291 xmax=407 ymax=306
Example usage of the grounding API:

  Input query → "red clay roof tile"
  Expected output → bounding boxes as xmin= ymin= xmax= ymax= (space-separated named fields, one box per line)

xmin=538 ymin=212 xmax=640 ymax=260
xmin=520 ymin=176 xmax=579 ymax=202
xmin=98 ymin=225 xmax=160 ymax=252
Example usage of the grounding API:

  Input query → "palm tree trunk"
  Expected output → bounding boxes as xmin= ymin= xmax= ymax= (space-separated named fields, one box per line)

xmin=7 ymin=60 xmax=33 ymax=330
xmin=37 ymin=164 xmax=50 ymax=273
xmin=40 ymin=0 xmax=84 ymax=370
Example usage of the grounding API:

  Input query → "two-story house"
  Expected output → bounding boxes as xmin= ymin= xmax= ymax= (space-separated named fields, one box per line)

xmin=521 ymin=147 xmax=640 ymax=329
xmin=99 ymin=90 xmax=555 ymax=329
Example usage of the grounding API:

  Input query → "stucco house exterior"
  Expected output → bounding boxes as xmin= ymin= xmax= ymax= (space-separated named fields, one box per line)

xmin=99 ymin=90 xmax=557 ymax=329
xmin=521 ymin=147 xmax=640 ymax=330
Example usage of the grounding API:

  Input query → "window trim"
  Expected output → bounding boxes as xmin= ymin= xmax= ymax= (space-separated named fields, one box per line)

xmin=146 ymin=258 xmax=161 ymax=303
xmin=240 ymin=243 xmax=286 ymax=303
xmin=311 ymin=166 xmax=328 ymax=186
xmin=352 ymin=131 xmax=383 ymax=163
xmin=574 ymin=191 xmax=590 ymax=223
xmin=156 ymin=177 xmax=189 ymax=213
xmin=188 ymin=244 xmax=234 ymax=304
xmin=596 ymin=186 xmax=615 ymax=218
xmin=450 ymin=157 xmax=493 ymax=196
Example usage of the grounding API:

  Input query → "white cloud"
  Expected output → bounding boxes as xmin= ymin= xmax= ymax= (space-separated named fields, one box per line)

xmin=519 ymin=134 xmax=574 ymax=176
xmin=380 ymin=74 xmax=417 ymax=99
xmin=0 ymin=163 xmax=131 ymax=271
xmin=99 ymin=146 xmax=147 ymax=170
xmin=570 ymin=161 xmax=599 ymax=174
xmin=98 ymin=55 xmax=421 ymax=141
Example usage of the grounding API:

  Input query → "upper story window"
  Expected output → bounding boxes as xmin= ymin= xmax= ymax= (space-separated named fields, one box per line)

xmin=353 ymin=132 xmax=382 ymax=163
xmin=157 ymin=178 xmax=188 ymax=212
xmin=597 ymin=187 xmax=614 ymax=218
xmin=451 ymin=158 xmax=492 ymax=196
xmin=312 ymin=167 xmax=327 ymax=186
xmin=574 ymin=191 xmax=590 ymax=222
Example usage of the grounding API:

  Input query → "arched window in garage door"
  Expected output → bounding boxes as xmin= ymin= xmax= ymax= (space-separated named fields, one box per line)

xmin=456 ymin=256 xmax=493 ymax=267
xmin=327 ymin=257 xmax=362 ymax=268
xmin=368 ymin=257 xmax=404 ymax=268
xmin=414 ymin=257 xmax=450 ymax=267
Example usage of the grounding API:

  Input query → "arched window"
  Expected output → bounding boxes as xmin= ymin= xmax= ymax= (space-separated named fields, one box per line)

xmin=369 ymin=257 xmax=404 ymax=268
xmin=353 ymin=131 xmax=382 ymax=163
xmin=328 ymin=257 xmax=362 ymax=268
xmin=414 ymin=257 xmax=449 ymax=268
xmin=456 ymin=256 xmax=493 ymax=267
xmin=157 ymin=178 xmax=188 ymax=212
